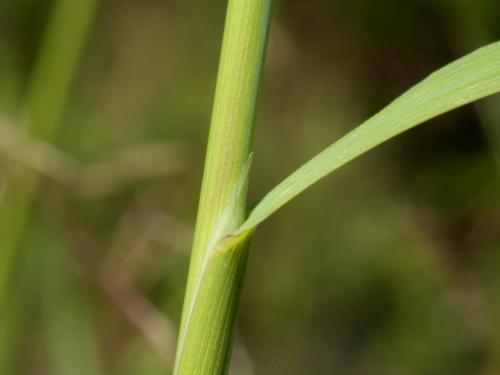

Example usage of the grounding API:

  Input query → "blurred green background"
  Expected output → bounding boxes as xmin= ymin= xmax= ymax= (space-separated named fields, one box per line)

xmin=1 ymin=0 xmax=500 ymax=374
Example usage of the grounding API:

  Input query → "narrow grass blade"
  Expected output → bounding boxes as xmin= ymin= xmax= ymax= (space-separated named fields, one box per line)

xmin=237 ymin=41 xmax=500 ymax=235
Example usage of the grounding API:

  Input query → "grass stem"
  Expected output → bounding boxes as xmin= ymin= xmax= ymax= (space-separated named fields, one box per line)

xmin=173 ymin=1 xmax=271 ymax=373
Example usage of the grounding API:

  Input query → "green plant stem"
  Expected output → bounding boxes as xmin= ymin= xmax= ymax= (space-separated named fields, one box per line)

xmin=0 ymin=0 xmax=98 ymax=305
xmin=173 ymin=0 xmax=271 ymax=373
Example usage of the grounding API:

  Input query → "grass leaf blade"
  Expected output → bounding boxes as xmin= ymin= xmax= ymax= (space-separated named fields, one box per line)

xmin=238 ymin=41 xmax=500 ymax=234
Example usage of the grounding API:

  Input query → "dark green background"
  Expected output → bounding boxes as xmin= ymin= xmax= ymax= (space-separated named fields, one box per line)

xmin=1 ymin=0 xmax=500 ymax=373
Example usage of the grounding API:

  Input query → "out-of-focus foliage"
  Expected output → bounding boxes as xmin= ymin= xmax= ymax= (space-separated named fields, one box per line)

xmin=0 ymin=0 xmax=499 ymax=374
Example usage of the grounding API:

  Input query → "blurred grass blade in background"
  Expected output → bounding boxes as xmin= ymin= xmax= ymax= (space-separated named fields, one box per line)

xmin=0 ymin=0 xmax=98 ymax=373
xmin=237 ymin=41 xmax=500 ymax=235
xmin=39 ymin=224 xmax=104 ymax=375
xmin=0 ymin=0 xmax=98 ymax=303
